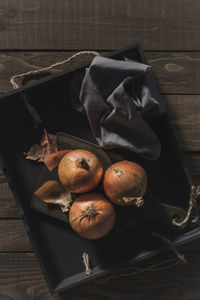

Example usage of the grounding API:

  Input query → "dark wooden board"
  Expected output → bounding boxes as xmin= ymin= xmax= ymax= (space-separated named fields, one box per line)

xmin=1 ymin=0 xmax=200 ymax=50
xmin=0 ymin=2 xmax=199 ymax=295
xmin=0 ymin=220 xmax=32 ymax=252
xmin=0 ymin=180 xmax=20 ymax=218
xmin=146 ymin=52 xmax=200 ymax=94
xmin=0 ymin=168 xmax=20 ymax=218
xmin=1 ymin=52 xmax=200 ymax=94
xmin=0 ymin=250 xmax=200 ymax=300
xmin=165 ymin=95 xmax=200 ymax=151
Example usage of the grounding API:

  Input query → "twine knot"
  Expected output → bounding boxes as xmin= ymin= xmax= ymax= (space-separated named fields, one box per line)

xmin=172 ymin=185 xmax=200 ymax=227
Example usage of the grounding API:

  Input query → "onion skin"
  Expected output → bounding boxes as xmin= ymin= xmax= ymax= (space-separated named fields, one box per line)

xmin=44 ymin=150 xmax=71 ymax=171
xmin=34 ymin=180 xmax=72 ymax=212
xmin=58 ymin=149 xmax=103 ymax=193
xmin=103 ymin=160 xmax=147 ymax=206
xmin=69 ymin=193 xmax=116 ymax=239
xmin=34 ymin=180 xmax=65 ymax=203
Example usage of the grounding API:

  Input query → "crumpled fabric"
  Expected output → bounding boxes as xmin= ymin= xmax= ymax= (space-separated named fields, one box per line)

xmin=79 ymin=56 xmax=166 ymax=160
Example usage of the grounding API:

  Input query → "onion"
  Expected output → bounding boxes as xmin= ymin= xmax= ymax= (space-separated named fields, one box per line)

xmin=58 ymin=149 xmax=103 ymax=193
xmin=69 ymin=193 xmax=116 ymax=239
xmin=103 ymin=160 xmax=147 ymax=206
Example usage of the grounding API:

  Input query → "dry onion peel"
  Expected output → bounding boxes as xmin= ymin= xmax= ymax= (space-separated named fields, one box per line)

xmin=44 ymin=150 xmax=71 ymax=171
xmin=25 ymin=129 xmax=58 ymax=162
xmin=34 ymin=180 xmax=72 ymax=212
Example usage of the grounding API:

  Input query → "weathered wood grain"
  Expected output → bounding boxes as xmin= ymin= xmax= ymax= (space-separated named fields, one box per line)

xmin=165 ymin=95 xmax=200 ymax=151
xmin=0 ymin=253 xmax=57 ymax=300
xmin=0 ymin=220 xmax=32 ymax=251
xmin=0 ymin=52 xmax=200 ymax=94
xmin=0 ymin=182 xmax=20 ymax=218
xmin=146 ymin=52 xmax=200 ymax=94
xmin=0 ymin=251 xmax=200 ymax=300
xmin=0 ymin=0 xmax=200 ymax=50
xmin=183 ymin=153 xmax=200 ymax=185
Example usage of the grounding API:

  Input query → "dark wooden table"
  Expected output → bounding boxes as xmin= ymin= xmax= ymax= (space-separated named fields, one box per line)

xmin=0 ymin=1 xmax=200 ymax=299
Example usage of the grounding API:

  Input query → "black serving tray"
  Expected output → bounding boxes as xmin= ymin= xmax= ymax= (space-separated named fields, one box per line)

xmin=0 ymin=44 xmax=199 ymax=294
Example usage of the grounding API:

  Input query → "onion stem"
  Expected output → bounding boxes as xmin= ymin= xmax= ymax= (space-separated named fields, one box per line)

xmin=77 ymin=158 xmax=89 ymax=170
xmin=80 ymin=203 xmax=99 ymax=221
xmin=122 ymin=196 xmax=144 ymax=207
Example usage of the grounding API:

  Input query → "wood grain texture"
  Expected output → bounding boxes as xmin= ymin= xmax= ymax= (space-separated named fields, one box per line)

xmin=0 ymin=220 xmax=32 ymax=251
xmin=165 ymin=95 xmax=200 ymax=151
xmin=0 ymin=253 xmax=56 ymax=300
xmin=183 ymin=153 xmax=200 ymax=185
xmin=1 ymin=52 xmax=200 ymax=94
xmin=0 ymin=168 xmax=20 ymax=218
xmin=0 ymin=0 xmax=200 ymax=50
xmin=0 ymin=251 xmax=200 ymax=300
xmin=146 ymin=52 xmax=200 ymax=94
xmin=0 ymin=182 xmax=20 ymax=218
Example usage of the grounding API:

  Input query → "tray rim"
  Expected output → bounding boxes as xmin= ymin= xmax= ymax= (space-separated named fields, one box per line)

xmin=0 ymin=43 xmax=198 ymax=294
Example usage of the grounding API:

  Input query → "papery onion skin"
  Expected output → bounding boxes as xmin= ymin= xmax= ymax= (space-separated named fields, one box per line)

xmin=44 ymin=150 xmax=70 ymax=171
xmin=103 ymin=160 xmax=147 ymax=206
xmin=58 ymin=149 xmax=103 ymax=193
xmin=69 ymin=193 xmax=116 ymax=239
xmin=34 ymin=180 xmax=72 ymax=212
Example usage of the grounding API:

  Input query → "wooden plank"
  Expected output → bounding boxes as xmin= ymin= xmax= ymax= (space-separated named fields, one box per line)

xmin=0 ymin=0 xmax=200 ymax=50
xmin=0 ymin=220 xmax=32 ymax=251
xmin=183 ymin=153 xmax=200 ymax=185
xmin=146 ymin=52 xmax=200 ymax=94
xmin=1 ymin=52 xmax=200 ymax=94
xmin=165 ymin=95 xmax=200 ymax=151
xmin=0 ymin=253 xmax=57 ymax=300
xmin=0 ymin=182 xmax=20 ymax=218
xmin=0 ymin=251 xmax=200 ymax=299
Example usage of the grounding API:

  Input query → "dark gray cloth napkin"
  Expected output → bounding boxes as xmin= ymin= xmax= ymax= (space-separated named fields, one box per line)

xmin=79 ymin=56 xmax=166 ymax=160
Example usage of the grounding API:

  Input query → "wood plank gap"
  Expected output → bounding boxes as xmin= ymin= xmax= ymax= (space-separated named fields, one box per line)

xmin=0 ymin=217 xmax=23 ymax=220
xmin=0 ymin=250 xmax=33 ymax=254
xmin=0 ymin=49 xmax=112 ymax=53
xmin=1 ymin=49 xmax=200 ymax=53
xmin=161 ymin=94 xmax=200 ymax=96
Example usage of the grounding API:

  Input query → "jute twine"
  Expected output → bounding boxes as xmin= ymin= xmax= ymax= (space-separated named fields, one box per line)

xmin=10 ymin=51 xmax=100 ymax=89
xmin=82 ymin=252 xmax=92 ymax=276
xmin=9 ymin=51 xmax=200 ymax=279
xmin=172 ymin=185 xmax=200 ymax=227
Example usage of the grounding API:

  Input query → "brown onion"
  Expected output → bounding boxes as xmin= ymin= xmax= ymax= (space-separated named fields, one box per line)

xmin=69 ymin=193 xmax=116 ymax=239
xmin=58 ymin=149 xmax=103 ymax=193
xmin=103 ymin=160 xmax=147 ymax=206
